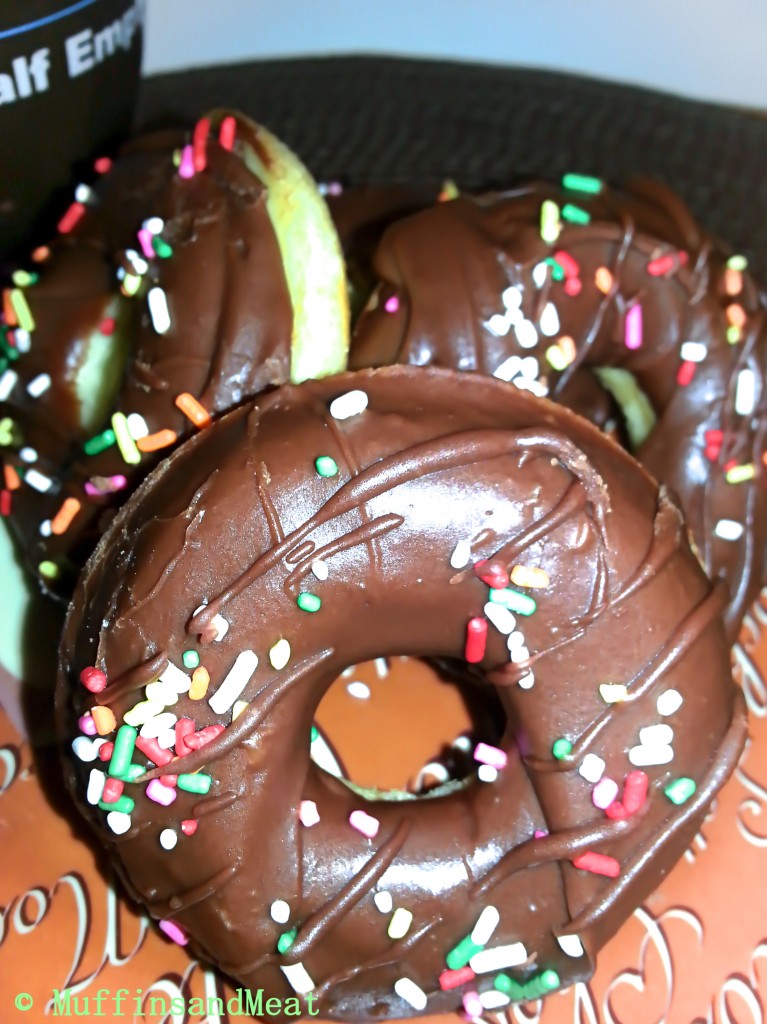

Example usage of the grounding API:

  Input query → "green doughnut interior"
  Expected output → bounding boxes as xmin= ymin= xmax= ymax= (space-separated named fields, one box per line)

xmin=593 ymin=366 xmax=657 ymax=450
xmin=74 ymin=297 xmax=130 ymax=434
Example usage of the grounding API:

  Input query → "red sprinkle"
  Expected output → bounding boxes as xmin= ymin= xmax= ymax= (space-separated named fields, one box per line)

xmin=0 ymin=489 xmax=11 ymax=516
xmin=218 ymin=115 xmax=236 ymax=151
xmin=181 ymin=819 xmax=198 ymax=836
xmin=564 ymin=276 xmax=582 ymax=297
xmin=192 ymin=117 xmax=211 ymax=172
xmin=439 ymin=967 xmax=476 ymax=991
xmin=98 ymin=742 xmax=114 ymax=762
xmin=623 ymin=770 xmax=649 ymax=815
xmin=676 ymin=360 xmax=696 ymax=387
xmin=58 ymin=201 xmax=86 ymax=234
xmin=94 ymin=156 xmax=112 ymax=174
xmin=99 ymin=317 xmax=116 ymax=336
xmin=184 ymin=724 xmax=225 ymax=750
xmin=101 ymin=778 xmax=124 ymax=803
xmin=554 ymin=250 xmax=580 ymax=278
xmin=174 ymin=718 xmax=196 ymax=756
xmin=465 ymin=617 xmax=488 ymax=663
xmin=647 ymin=253 xmax=677 ymax=276
xmin=159 ymin=774 xmax=179 ymax=788
xmin=79 ymin=666 xmax=107 ymax=693
xmin=473 ymin=560 xmax=509 ymax=589
xmin=604 ymin=802 xmax=628 ymax=820
xmin=135 ymin=734 xmax=173 ymax=766
xmin=705 ymin=429 xmax=724 ymax=446
xmin=572 ymin=851 xmax=621 ymax=877
xmin=704 ymin=445 xmax=721 ymax=462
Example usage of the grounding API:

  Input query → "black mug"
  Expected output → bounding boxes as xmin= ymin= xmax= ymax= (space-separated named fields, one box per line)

xmin=0 ymin=0 xmax=144 ymax=256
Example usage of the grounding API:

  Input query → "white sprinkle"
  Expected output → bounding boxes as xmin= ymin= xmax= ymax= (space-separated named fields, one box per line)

xmin=578 ymin=753 xmax=605 ymax=784
xmin=126 ymin=412 xmax=149 ymax=439
xmin=515 ymin=318 xmax=538 ymax=349
xmin=517 ymin=670 xmax=535 ymax=689
xmin=346 ymin=681 xmax=371 ymax=700
xmin=281 ymin=962 xmax=315 ymax=994
xmin=510 ymin=645 xmax=530 ymax=664
xmin=394 ymin=978 xmax=427 ymax=1011
xmin=14 ymin=330 xmax=30 ymax=353
xmin=639 ymin=724 xmax=674 ymax=746
xmin=532 ymin=261 xmax=549 ymax=287
xmin=484 ymin=601 xmax=516 ymax=635
xmin=450 ymin=539 xmax=472 ymax=569
xmin=86 ymin=768 xmax=106 ymax=804
xmin=139 ymin=712 xmax=178 ymax=738
xmin=680 ymin=341 xmax=707 ymax=363
xmin=657 ymin=689 xmax=683 ymax=716
xmin=507 ymin=630 xmax=526 ymax=650
xmin=311 ymin=559 xmax=329 ymax=580
xmin=493 ymin=355 xmax=522 ymax=381
xmin=209 ymin=649 xmax=258 ymax=714
xmin=512 ymin=375 xmax=548 ymax=398
xmin=329 ymin=389 xmax=369 ymax=419
xmin=485 ymin=313 xmax=511 ymax=337
xmin=309 ymin=731 xmax=343 ymax=778
xmin=74 ymin=183 xmax=94 ymax=203
xmin=148 ymin=286 xmax=171 ymax=334
xmin=39 ymin=520 xmax=52 ymax=537
xmin=299 ymin=799 xmax=320 ymax=827
xmin=452 ymin=735 xmax=472 ymax=753
xmin=557 ymin=934 xmax=584 ymax=958
xmin=539 ymin=302 xmax=560 ymax=336
xmin=519 ymin=355 xmax=540 ymax=379
xmin=156 ymin=728 xmax=177 ymax=749
xmin=413 ymin=761 xmax=450 ymax=791
xmin=592 ymin=777 xmax=619 ymax=810
xmin=125 ymin=249 xmax=148 ymax=275
xmin=735 ymin=368 xmax=756 ymax=416
xmin=629 ymin=743 xmax=674 ymax=767
xmin=145 ymin=680 xmax=178 ymax=707
xmin=232 ymin=699 xmax=249 ymax=721
xmin=270 ymin=899 xmax=291 ymax=924
xmin=0 ymin=369 xmax=18 ymax=400
xmin=106 ymin=811 xmax=132 ymax=835
xmin=388 ymin=907 xmax=413 ymax=939
xmin=501 ymin=286 xmax=522 ymax=311
xmin=159 ymin=662 xmax=191 ymax=693
xmin=480 ymin=990 xmax=510 ymax=1010
xmin=210 ymin=613 xmax=229 ymax=641
xmin=471 ymin=905 xmax=500 ymax=946
xmin=470 ymin=942 xmax=528 ymax=973
xmin=160 ymin=828 xmax=177 ymax=850
xmin=124 ymin=699 xmax=166 ymax=727
xmin=19 ymin=446 xmax=37 ymax=463
xmin=715 ymin=518 xmax=744 ymax=541
xmin=26 ymin=373 xmax=51 ymax=397
xmin=599 ymin=683 xmax=628 ymax=704
xmin=269 ymin=638 xmax=291 ymax=670
xmin=374 ymin=891 xmax=393 ymax=914
xmin=144 ymin=216 xmax=165 ymax=234
xmin=24 ymin=468 xmax=54 ymax=492
xmin=72 ymin=736 xmax=102 ymax=762
xmin=477 ymin=764 xmax=498 ymax=783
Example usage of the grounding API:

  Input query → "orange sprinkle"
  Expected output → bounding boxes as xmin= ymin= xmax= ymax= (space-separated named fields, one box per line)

xmin=189 ymin=666 xmax=210 ymax=700
xmin=175 ymin=393 xmax=211 ymax=428
xmin=91 ymin=705 xmax=116 ymax=735
xmin=510 ymin=565 xmax=551 ymax=589
xmin=31 ymin=245 xmax=50 ymax=263
xmin=724 ymin=267 xmax=743 ymax=296
xmin=726 ymin=303 xmax=746 ymax=328
xmin=762 ymin=451 xmax=767 ymax=467
xmin=4 ymin=463 xmax=20 ymax=490
xmin=137 ymin=428 xmax=178 ymax=453
xmin=558 ymin=335 xmax=577 ymax=363
xmin=51 ymin=496 xmax=82 ymax=535
xmin=3 ymin=289 xmax=17 ymax=326
xmin=595 ymin=267 xmax=613 ymax=294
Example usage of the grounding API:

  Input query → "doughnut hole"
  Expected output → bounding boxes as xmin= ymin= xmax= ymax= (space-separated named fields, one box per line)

xmin=313 ymin=655 xmax=506 ymax=796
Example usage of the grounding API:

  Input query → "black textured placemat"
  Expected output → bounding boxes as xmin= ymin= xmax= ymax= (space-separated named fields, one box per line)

xmin=137 ymin=55 xmax=767 ymax=280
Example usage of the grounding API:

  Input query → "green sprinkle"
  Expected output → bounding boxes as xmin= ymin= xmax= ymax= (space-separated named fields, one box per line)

xmin=493 ymin=973 xmax=525 ymax=999
xmin=12 ymin=270 xmax=39 ymax=287
xmin=523 ymin=969 xmax=561 ymax=999
xmin=562 ymin=173 xmax=603 ymax=194
xmin=664 ymin=777 xmax=696 ymax=805
xmin=552 ymin=738 xmax=572 ymax=760
xmin=545 ymin=256 xmax=566 ymax=281
xmin=98 ymin=795 xmax=135 ymax=814
xmin=118 ymin=763 xmax=146 ymax=783
xmin=182 ymin=649 xmax=200 ymax=669
xmin=0 ymin=333 xmax=20 ymax=361
xmin=177 ymin=772 xmax=212 ymax=794
xmin=277 ymin=928 xmax=297 ymax=954
xmin=38 ymin=560 xmax=60 ymax=580
xmin=152 ymin=236 xmax=174 ymax=258
xmin=726 ymin=325 xmax=742 ymax=344
xmin=108 ymin=725 xmax=138 ymax=778
xmin=488 ymin=588 xmax=537 ymax=616
xmin=445 ymin=935 xmax=483 ymax=970
xmin=561 ymin=204 xmax=591 ymax=225
xmin=727 ymin=254 xmax=748 ymax=271
xmin=84 ymin=428 xmax=116 ymax=455
xmin=297 ymin=593 xmax=322 ymax=613
xmin=315 ymin=455 xmax=338 ymax=477
xmin=310 ymin=725 xmax=319 ymax=743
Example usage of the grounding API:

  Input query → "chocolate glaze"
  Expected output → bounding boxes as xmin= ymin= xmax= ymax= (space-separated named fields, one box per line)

xmin=58 ymin=366 xmax=746 ymax=1020
xmin=1 ymin=124 xmax=292 ymax=596
xmin=351 ymin=182 xmax=767 ymax=640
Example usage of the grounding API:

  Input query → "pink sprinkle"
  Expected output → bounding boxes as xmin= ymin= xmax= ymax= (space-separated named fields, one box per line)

xmin=78 ymin=713 xmax=97 ymax=736
xmin=84 ymin=474 xmax=128 ymax=497
xmin=218 ymin=115 xmax=236 ymax=151
xmin=159 ymin=919 xmax=188 ymax=945
xmin=473 ymin=742 xmax=507 ymax=770
xmin=58 ymin=201 xmax=86 ymax=234
xmin=137 ymin=227 xmax=156 ymax=260
xmin=384 ymin=295 xmax=400 ymax=314
xmin=592 ymin=777 xmax=619 ymax=810
xmin=554 ymin=250 xmax=580 ymax=278
xmin=534 ymin=829 xmax=549 ymax=839
xmin=647 ymin=253 xmax=676 ymax=276
xmin=181 ymin=819 xmax=198 ymax=836
xmin=676 ymin=360 xmax=695 ymax=387
xmin=178 ymin=145 xmax=195 ymax=179
xmin=564 ymin=276 xmax=582 ymax=296
xmin=439 ymin=966 xmax=475 ymax=990
xmin=349 ymin=809 xmax=379 ymax=838
xmin=299 ymin=800 xmax=320 ymax=827
xmin=146 ymin=778 xmax=177 ymax=806
xmin=93 ymin=156 xmax=112 ymax=174
xmin=463 ymin=991 xmax=483 ymax=1017
xmin=625 ymin=303 xmax=643 ymax=350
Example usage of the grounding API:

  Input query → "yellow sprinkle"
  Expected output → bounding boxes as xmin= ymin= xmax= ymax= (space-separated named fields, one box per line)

xmin=111 ymin=412 xmax=141 ymax=465
xmin=540 ymin=200 xmax=561 ymax=244
xmin=438 ymin=180 xmax=459 ymax=202
xmin=232 ymin=699 xmax=249 ymax=721
xmin=510 ymin=565 xmax=550 ymax=589
xmin=546 ymin=345 xmax=569 ymax=372
xmin=595 ymin=267 xmax=613 ymax=294
xmin=10 ymin=289 xmax=35 ymax=331
xmin=121 ymin=273 xmax=141 ymax=297
xmin=726 ymin=464 xmax=755 ymax=484
xmin=599 ymin=683 xmax=628 ymax=704
xmin=270 ymin=638 xmax=291 ymax=670
xmin=189 ymin=666 xmax=210 ymax=700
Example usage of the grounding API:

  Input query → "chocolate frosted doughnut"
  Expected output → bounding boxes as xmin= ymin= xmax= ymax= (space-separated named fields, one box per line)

xmin=351 ymin=180 xmax=767 ymax=640
xmin=58 ymin=366 xmax=746 ymax=1019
